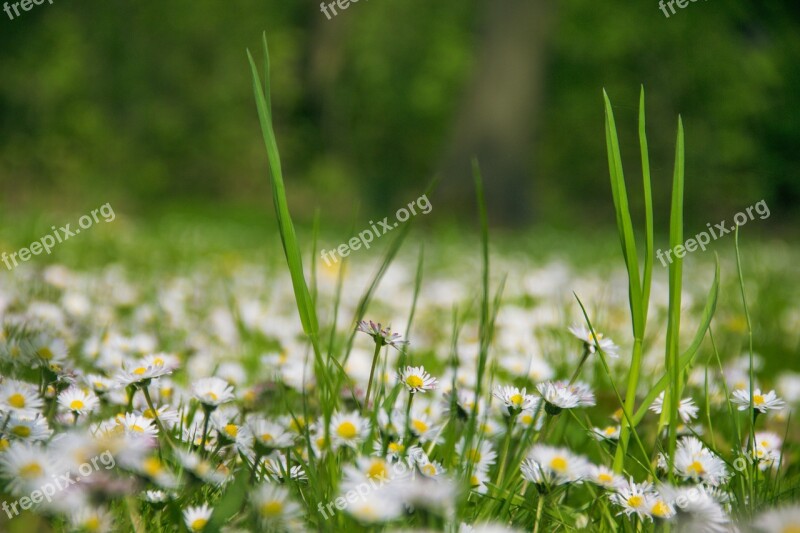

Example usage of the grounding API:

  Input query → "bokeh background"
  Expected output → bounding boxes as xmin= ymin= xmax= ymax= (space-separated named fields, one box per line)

xmin=0 ymin=0 xmax=798 ymax=233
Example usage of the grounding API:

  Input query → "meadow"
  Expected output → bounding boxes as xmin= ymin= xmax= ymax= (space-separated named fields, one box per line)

xmin=0 ymin=42 xmax=799 ymax=533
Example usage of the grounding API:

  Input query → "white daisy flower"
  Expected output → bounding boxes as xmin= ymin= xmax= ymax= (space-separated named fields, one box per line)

xmin=69 ymin=506 xmax=113 ymax=533
xmin=568 ymin=324 xmax=620 ymax=358
xmin=86 ymin=374 xmax=116 ymax=394
xmin=58 ymin=386 xmax=100 ymax=415
xmin=330 ymin=411 xmax=370 ymax=450
xmin=458 ymin=438 xmax=497 ymax=473
xmin=262 ymin=454 xmax=307 ymax=482
xmin=0 ymin=379 xmax=44 ymax=417
xmin=183 ymin=503 xmax=212 ymax=532
xmin=192 ymin=377 xmax=235 ymax=408
xmin=749 ymin=431 xmax=783 ymax=470
xmin=588 ymin=464 xmax=623 ymax=489
xmin=345 ymin=491 xmax=404 ymax=523
xmin=143 ymin=489 xmax=171 ymax=503
xmin=398 ymin=365 xmax=438 ymax=393
xmin=661 ymin=436 xmax=729 ymax=486
xmin=4 ymin=414 xmax=52 ymax=442
xmin=252 ymin=483 xmax=302 ymax=526
xmin=30 ymin=334 xmax=69 ymax=369
xmin=520 ymin=445 xmax=590 ymax=486
xmin=116 ymin=357 xmax=173 ymax=386
xmin=0 ymin=441 xmax=60 ymax=496
xmin=753 ymin=505 xmax=800 ymax=533
xmin=248 ymin=417 xmax=294 ymax=450
xmin=609 ymin=478 xmax=657 ymax=520
xmin=356 ymin=320 xmax=408 ymax=350
xmin=536 ymin=380 xmax=595 ymax=414
xmin=731 ymin=388 xmax=786 ymax=413
xmin=660 ymin=484 xmax=730 ymax=532
xmin=493 ymin=385 xmax=537 ymax=416
xmin=649 ymin=391 xmax=699 ymax=423
xmin=407 ymin=409 xmax=440 ymax=442
xmin=118 ymin=413 xmax=159 ymax=438
xmin=591 ymin=425 xmax=621 ymax=441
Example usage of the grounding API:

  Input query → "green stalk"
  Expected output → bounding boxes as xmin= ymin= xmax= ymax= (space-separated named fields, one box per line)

xmin=363 ymin=341 xmax=383 ymax=416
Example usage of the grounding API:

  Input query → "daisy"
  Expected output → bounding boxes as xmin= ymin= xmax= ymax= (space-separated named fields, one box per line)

xmin=0 ymin=441 xmax=60 ymax=496
xmin=176 ymin=450 xmax=226 ymax=485
xmin=262 ymin=454 xmax=307 ymax=482
xmin=345 ymin=491 xmax=404 ymax=523
xmin=753 ymin=505 xmax=800 ymax=533
xmin=493 ymin=385 xmax=537 ymax=416
xmin=330 ymin=411 xmax=370 ymax=450
xmin=69 ymin=506 xmax=113 ymax=533
xmin=183 ymin=504 xmax=212 ymax=532
xmin=85 ymin=374 xmax=116 ymax=394
xmin=58 ymin=386 xmax=100 ymax=415
xmin=569 ymin=324 xmax=620 ymax=358
xmin=731 ymin=388 xmax=786 ymax=413
xmin=660 ymin=484 xmax=730 ymax=532
xmin=5 ymin=415 xmax=52 ymax=442
xmin=749 ymin=431 xmax=783 ymax=470
xmin=609 ymin=479 xmax=657 ymax=520
xmin=252 ymin=483 xmax=302 ymax=526
xmin=118 ymin=413 xmax=159 ymax=438
xmin=247 ymin=417 xmax=295 ymax=450
xmin=458 ymin=438 xmax=497 ymax=473
xmin=407 ymin=409 xmax=440 ymax=442
xmin=536 ymin=380 xmax=595 ymax=414
xmin=356 ymin=320 xmax=408 ymax=350
xmin=116 ymin=358 xmax=173 ymax=386
xmin=398 ymin=366 xmax=438 ymax=393
xmin=192 ymin=377 xmax=235 ymax=409
xmin=588 ymin=464 xmax=623 ymax=489
xmin=662 ymin=436 xmax=729 ymax=486
xmin=520 ymin=445 xmax=590 ymax=486
xmin=649 ymin=391 xmax=699 ymax=423
xmin=0 ymin=379 xmax=44 ymax=417
xmin=591 ymin=425 xmax=621 ymax=441
xmin=143 ymin=490 xmax=171 ymax=503
xmin=30 ymin=334 xmax=69 ymax=369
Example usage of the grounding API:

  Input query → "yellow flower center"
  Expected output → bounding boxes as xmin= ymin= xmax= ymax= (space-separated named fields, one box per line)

xmin=85 ymin=516 xmax=101 ymax=531
xmin=0 ymin=438 xmax=9 ymax=450
xmin=143 ymin=409 xmax=156 ymax=419
xmin=143 ymin=457 xmax=162 ymax=476
xmin=406 ymin=375 xmax=424 ymax=389
xmin=131 ymin=424 xmax=145 ymax=433
xmin=93 ymin=381 xmax=106 ymax=390
xmin=604 ymin=426 xmax=617 ymax=435
xmin=652 ymin=501 xmax=670 ymax=517
xmin=225 ymin=424 xmax=238 ymax=437
xmin=521 ymin=414 xmax=534 ymax=425
xmin=190 ymin=518 xmax=207 ymax=531
xmin=38 ymin=347 xmax=54 ymax=360
xmin=510 ymin=394 xmax=524 ymax=406
xmin=412 ymin=419 xmax=429 ymax=434
xmin=627 ymin=495 xmax=643 ymax=508
xmin=597 ymin=473 xmax=613 ymax=484
xmin=781 ymin=526 xmax=800 ymax=533
xmin=11 ymin=426 xmax=31 ymax=438
xmin=20 ymin=462 xmax=43 ymax=478
xmin=8 ymin=393 xmax=26 ymax=408
xmin=754 ymin=394 xmax=765 ymax=406
xmin=261 ymin=433 xmax=274 ymax=442
xmin=337 ymin=421 xmax=357 ymax=439
xmin=422 ymin=463 xmax=437 ymax=476
xmin=467 ymin=449 xmax=482 ymax=462
xmin=470 ymin=475 xmax=481 ymax=486
xmin=152 ymin=357 xmax=164 ymax=366
xmin=70 ymin=399 xmax=85 ymax=410
xmin=133 ymin=367 xmax=147 ymax=375
xmin=260 ymin=501 xmax=283 ymax=517
xmin=205 ymin=392 xmax=218 ymax=402
xmin=388 ymin=442 xmax=404 ymax=453
xmin=687 ymin=460 xmax=705 ymax=475
xmin=550 ymin=456 xmax=568 ymax=472
xmin=367 ymin=460 xmax=388 ymax=480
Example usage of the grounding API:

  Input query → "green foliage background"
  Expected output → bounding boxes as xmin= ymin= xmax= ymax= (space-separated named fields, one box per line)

xmin=0 ymin=0 xmax=797 ymax=230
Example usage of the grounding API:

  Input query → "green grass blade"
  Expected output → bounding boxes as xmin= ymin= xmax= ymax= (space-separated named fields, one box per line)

xmin=639 ymin=86 xmax=654 ymax=328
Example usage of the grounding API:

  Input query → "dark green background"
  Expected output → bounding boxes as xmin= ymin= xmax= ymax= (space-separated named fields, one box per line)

xmin=1 ymin=0 xmax=798 ymax=231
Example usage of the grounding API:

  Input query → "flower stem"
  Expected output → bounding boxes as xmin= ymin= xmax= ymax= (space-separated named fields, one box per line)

xmin=141 ymin=385 xmax=175 ymax=448
xmin=363 ymin=341 xmax=382 ymax=415
xmin=533 ymin=494 xmax=545 ymax=533
xmin=495 ymin=415 xmax=515 ymax=486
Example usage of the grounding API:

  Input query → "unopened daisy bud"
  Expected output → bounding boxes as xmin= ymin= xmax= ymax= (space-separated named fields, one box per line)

xmin=356 ymin=320 xmax=408 ymax=350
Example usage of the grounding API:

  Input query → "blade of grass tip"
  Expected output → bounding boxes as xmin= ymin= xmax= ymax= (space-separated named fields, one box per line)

xmin=604 ymin=89 xmax=645 ymax=472
xmin=639 ymin=86 xmax=654 ymax=328
xmin=734 ymin=225 xmax=756 ymax=513
xmin=632 ymin=254 xmax=719 ymax=426
xmin=664 ymin=116 xmax=685 ymax=477
xmin=399 ymin=244 xmax=425 ymax=370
